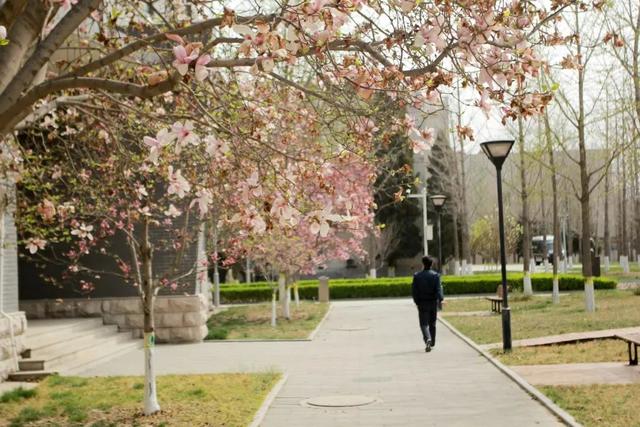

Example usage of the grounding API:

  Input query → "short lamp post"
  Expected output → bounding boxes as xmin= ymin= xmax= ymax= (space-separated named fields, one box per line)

xmin=480 ymin=139 xmax=515 ymax=352
xmin=430 ymin=195 xmax=447 ymax=273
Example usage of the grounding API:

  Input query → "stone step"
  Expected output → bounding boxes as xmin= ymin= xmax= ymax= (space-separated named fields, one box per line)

xmin=18 ymin=359 xmax=45 ymax=371
xmin=46 ymin=331 xmax=139 ymax=372
xmin=8 ymin=370 xmax=57 ymax=382
xmin=26 ymin=317 xmax=104 ymax=339
xmin=28 ymin=322 xmax=119 ymax=355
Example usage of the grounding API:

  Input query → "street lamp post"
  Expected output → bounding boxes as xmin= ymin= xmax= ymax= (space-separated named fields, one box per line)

xmin=408 ymin=187 xmax=429 ymax=256
xmin=430 ymin=195 xmax=447 ymax=273
xmin=480 ymin=139 xmax=515 ymax=352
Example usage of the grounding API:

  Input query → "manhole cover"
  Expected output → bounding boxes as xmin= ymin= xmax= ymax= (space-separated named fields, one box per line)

xmin=303 ymin=395 xmax=378 ymax=408
xmin=331 ymin=326 xmax=369 ymax=331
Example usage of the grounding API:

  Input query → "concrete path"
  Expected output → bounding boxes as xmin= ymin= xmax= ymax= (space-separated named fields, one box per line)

xmin=482 ymin=326 xmax=640 ymax=350
xmin=81 ymin=299 xmax=563 ymax=426
xmin=513 ymin=362 xmax=640 ymax=386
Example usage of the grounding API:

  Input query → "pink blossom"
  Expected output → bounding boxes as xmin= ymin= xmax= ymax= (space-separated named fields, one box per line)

xmin=0 ymin=25 xmax=7 ymax=42
xmin=190 ymin=189 xmax=212 ymax=217
xmin=195 ymin=54 xmax=211 ymax=81
xmin=477 ymin=90 xmax=492 ymax=118
xmin=37 ymin=199 xmax=56 ymax=221
xmin=26 ymin=238 xmax=47 ymax=254
xmin=164 ymin=204 xmax=182 ymax=218
xmin=71 ymin=223 xmax=94 ymax=241
xmin=167 ymin=166 xmax=191 ymax=198
xmin=171 ymin=121 xmax=199 ymax=152
xmin=408 ymin=127 xmax=435 ymax=153
xmin=143 ymin=128 xmax=174 ymax=164
xmin=172 ymin=45 xmax=199 ymax=75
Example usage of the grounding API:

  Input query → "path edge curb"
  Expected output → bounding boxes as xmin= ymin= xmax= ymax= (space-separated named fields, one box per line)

xmin=249 ymin=373 xmax=289 ymax=427
xmin=439 ymin=317 xmax=582 ymax=427
xmin=307 ymin=303 xmax=333 ymax=340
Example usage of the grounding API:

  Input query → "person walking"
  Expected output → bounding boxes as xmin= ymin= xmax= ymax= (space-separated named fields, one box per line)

xmin=412 ymin=256 xmax=444 ymax=352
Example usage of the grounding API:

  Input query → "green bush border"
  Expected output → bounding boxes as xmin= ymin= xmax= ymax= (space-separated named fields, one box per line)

xmin=219 ymin=274 xmax=617 ymax=303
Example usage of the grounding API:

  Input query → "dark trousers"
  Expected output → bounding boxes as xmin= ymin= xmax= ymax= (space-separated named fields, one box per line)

xmin=418 ymin=302 xmax=438 ymax=345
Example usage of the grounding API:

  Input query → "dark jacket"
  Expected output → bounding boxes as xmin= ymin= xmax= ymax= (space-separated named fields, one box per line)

xmin=412 ymin=269 xmax=444 ymax=306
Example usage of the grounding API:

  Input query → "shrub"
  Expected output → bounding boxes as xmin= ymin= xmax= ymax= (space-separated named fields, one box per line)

xmin=219 ymin=274 xmax=617 ymax=303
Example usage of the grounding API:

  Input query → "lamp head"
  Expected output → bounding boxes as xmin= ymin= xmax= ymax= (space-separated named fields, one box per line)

xmin=480 ymin=140 xmax=515 ymax=169
xmin=430 ymin=194 xmax=447 ymax=209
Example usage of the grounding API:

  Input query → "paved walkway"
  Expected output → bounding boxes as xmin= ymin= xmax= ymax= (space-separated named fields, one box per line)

xmin=81 ymin=299 xmax=563 ymax=426
xmin=513 ymin=362 xmax=640 ymax=386
xmin=482 ymin=326 xmax=640 ymax=350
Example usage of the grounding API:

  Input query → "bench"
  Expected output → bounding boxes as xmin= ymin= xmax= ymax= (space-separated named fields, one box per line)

xmin=486 ymin=296 xmax=503 ymax=314
xmin=616 ymin=333 xmax=640 ymax=366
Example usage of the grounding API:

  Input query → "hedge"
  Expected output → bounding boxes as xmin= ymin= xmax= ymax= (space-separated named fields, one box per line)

xmin=219 ymin=274 xmax=617 ymax=303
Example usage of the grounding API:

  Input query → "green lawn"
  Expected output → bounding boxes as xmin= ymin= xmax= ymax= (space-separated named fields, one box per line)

xmin=490 ymin=339 xmax=628 ymax=365
xmin=444 ymin=290 xmax=640 ymax=344
xmin=0 ymin=373 xmax=279 ymax=427
xmin=206 ymin=302 xmax=328 ymax=340
xmin=541 ymin=384 xmax=640 ymax=427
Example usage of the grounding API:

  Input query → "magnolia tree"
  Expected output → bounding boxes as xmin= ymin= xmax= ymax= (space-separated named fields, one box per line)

xmin=228 ymin=147 xmax=376 ymax=321
xmin=4 ymin=0 xmax=583 ymax=417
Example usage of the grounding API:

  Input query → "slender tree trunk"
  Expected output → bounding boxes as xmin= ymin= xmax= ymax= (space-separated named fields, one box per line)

xmin=518 ymin=116 xmax=532 ymax=295
xmin=545 ymin=112 xmax=561 ymax=303
xmin=451 ymin=197 xmax=461 ymax=275
xmin=573 ymin=8 xmax=594 ymax=311
xmin=212 ymin=220 xmax=220 ymax=307
xmin=140 ymin=218 xmax=160 ymax=415
xmin=456 ymin=84 xmax=471 ymax=272
xmin=633 ymin=145 xmax=640 ymax=260
xmin=271 ymin=288 xmax=277 ymax=327
xmin=278 ymin=272 xmax=286 ymax=316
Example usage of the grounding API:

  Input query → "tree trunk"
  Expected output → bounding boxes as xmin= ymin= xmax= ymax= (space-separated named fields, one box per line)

xmin=456 ymin=84 xmax=471 ymax=272
xmin=212 ymin=220 xmax=220 ymax=307
xmin=633 ymin=145 xmax=640 ymax=260
xmin=271 ymin=289 xmax=277 ymax=327
xmin=278 ymin=272 xmax=286 ymax=315
xmin=544 ymin=112 xmax=560 ymax=303
xmin=518 ymin=116 xmax=532 ymax=295
xmin=140 ymin=219 xmax=160 ymax=415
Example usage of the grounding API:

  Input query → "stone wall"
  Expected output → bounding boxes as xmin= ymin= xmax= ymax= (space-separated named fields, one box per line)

xmin=20 ymin=295 xmax=208 ymax=343
xmin=0 ymin=312 xmax=27 ymax=380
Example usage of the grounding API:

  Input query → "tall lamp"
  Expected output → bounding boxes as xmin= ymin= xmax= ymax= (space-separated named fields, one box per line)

xmin=480 ymin=140 xmax=515 ymax=351
xmin=430 ymin=195 xmax=447 ymax=273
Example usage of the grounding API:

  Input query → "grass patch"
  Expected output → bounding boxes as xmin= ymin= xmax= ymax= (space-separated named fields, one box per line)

xmin=540 ymin=384 xmax=640 ymax=427
xmin=207 ymin=301 xmax=328 ymax=340
xmin=445 ymin=290 xmax=640 ymax=344
xmin=0 ymin=373 xmax=279 ymax=427
xmin=490 ymin=339 xmax=629 ymax=365
xmin=0 ymin=388 xmax=37 ymax=404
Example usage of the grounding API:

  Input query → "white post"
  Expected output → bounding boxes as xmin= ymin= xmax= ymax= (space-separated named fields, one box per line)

xmin=543 ymin=259 xmax=549 ymax=273
xmin=369 ymin=268 xmax=377 ymax=279
xmin=604 ymin=256 xmax=610 ymax=273
xmin=621 ymin=256 xmax=630 ymax=273
xmin=245 ymin=257 xmax=251 ymax=283
xmin=454 ymin=260 xmax=461 ymax=276
xmin=271 ymin=290 xmax=277 ymax=327
xmin=294 ymin=284 xmax=300 ymax=307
